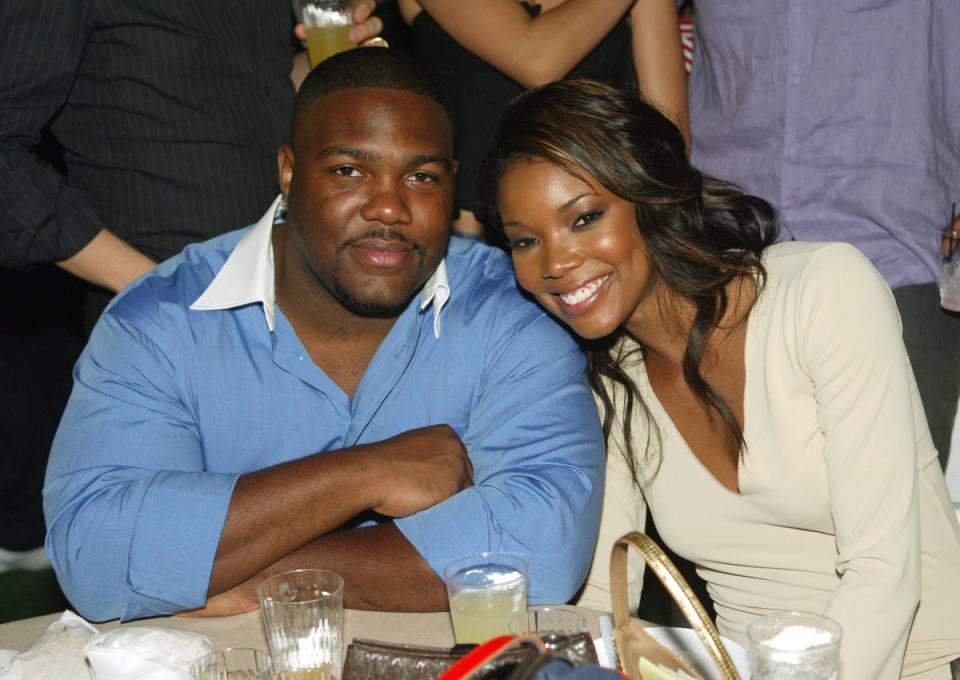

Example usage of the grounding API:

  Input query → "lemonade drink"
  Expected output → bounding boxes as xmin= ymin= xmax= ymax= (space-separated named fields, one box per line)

xmin=450 ymin=583 xmax=527 ymax=644
xmin=444 ymin=554 xmax=528 ymax=645
xmin=302 ymin=2 xmax=355 ymax=67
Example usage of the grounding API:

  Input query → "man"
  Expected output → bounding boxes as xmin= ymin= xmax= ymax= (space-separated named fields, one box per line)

xmin=687 ymin=0 xmax=960 ymax=464
xmin=43 ymin=48 xmax=604 ymax=622
xmin=0 ymin=0 xmax=380 ymax=580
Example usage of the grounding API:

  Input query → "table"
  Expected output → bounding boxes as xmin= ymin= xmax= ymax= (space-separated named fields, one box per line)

xmin=0 ymin=606 xmax=604 ymax=655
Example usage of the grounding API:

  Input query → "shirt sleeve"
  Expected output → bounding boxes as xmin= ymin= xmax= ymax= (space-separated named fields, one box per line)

xmin=799 ymin=244 xmax=921 ymax=680
xmin=0 ymin=0 xmax=106 ymax=267
xmin=43 ymin=309 xmax=238 ymax=622
xmin=395 ymin=305 xmax=606 ymax=604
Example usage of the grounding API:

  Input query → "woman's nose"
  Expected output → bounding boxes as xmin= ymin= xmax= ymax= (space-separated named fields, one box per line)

xmin=540 ymin=239 xmax=583 ymax=279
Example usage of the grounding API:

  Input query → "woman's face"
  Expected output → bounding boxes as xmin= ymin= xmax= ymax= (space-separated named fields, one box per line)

xmin=498 ymin=159 xmax=656 ymax=339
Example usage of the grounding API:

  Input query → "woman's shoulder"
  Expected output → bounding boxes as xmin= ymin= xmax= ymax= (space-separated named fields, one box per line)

xmin=761 ymin=241 xmax=886 ymax=300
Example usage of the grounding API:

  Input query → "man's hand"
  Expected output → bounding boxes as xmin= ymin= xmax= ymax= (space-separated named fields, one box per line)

xmin=367 ymin=424 xmax=473 ymax=517
xmin=178 ymin=580 xmax=260 ymax=618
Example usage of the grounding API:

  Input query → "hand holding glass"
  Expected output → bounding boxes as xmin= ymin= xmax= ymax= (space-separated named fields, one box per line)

xmin=300 ymin=0 xmax=356 ymax=67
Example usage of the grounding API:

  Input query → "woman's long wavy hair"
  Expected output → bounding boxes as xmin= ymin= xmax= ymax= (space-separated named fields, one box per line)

xmin=479 ymin=79 xmax=779 ymax=487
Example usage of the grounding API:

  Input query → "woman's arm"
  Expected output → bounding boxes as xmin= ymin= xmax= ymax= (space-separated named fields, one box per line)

xmin=629 ymin=0 xmax=690 ymax=152
xmin=801 ymin=244 xmax=922 ymax=680
xmin=404 ymin=0 xmax=636 ymax=87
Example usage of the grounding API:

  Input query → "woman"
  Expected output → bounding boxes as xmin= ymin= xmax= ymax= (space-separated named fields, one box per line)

xmin=479 ymin=80 xmax=960 ymax=679
xmin=399 ymin=0 xmax=688 ymax=238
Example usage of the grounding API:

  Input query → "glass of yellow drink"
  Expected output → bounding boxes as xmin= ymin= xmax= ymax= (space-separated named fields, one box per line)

xmin=300 ymin=0 xmax=356 ymax=68
xmin=444 ymin=553 xmax=528 ymax=645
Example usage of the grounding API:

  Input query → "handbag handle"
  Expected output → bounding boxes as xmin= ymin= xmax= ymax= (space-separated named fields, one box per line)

xmin=610 ymin=532 xmax=741 ymax=680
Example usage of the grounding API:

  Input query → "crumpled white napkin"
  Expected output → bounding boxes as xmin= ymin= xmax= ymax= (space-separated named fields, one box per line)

xmin=85 ymin=625 xmax=214 ymax=680
xmin=0 ymin=610 xmax=214 ymax=680
xmin=0 ymin=610 xmax=98 ymax=679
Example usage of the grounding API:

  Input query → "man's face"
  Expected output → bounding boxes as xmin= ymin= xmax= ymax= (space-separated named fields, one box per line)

xmin=278 ymin=88 xmax=455 ymax=317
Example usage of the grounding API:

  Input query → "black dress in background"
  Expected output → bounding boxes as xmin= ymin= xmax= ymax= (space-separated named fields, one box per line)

xmin=410 ymin=5 xmax=635 ymax=227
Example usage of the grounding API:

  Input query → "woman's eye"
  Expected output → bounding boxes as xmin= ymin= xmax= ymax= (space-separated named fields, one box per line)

xmin=573 ymin=210 xmax=603 ymax=229
xmin=509 ymin=237 xmax=537 ymax=251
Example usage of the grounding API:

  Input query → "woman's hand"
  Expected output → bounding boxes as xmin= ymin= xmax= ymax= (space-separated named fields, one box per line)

xmin=294 ymin=0 xmax=385 ymax=47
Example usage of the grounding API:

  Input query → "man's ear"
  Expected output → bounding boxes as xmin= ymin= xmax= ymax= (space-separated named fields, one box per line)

xmin=277 ymin=145 xmax=295 ymax=199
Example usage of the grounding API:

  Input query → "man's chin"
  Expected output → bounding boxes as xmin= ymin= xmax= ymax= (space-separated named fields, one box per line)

xmin=335 ymin=288 xmax=416 ymax=318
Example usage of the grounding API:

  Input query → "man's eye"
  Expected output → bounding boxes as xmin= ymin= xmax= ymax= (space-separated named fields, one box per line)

xmin=332 ymin=166 xmax=361 ymax=178
xmin=409 ymin=171 xmax=438 ymax=183
xmin=573 ymin=210 xmax=603 ymax=228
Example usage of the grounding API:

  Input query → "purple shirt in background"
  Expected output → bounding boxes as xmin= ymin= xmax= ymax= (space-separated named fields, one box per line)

xmin=689 ymin=0 xmax=960 ymax=289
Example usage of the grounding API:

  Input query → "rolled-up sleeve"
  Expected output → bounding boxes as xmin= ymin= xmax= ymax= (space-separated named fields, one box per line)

xmin=0 ymin=0 xmax=105 ymax=267
xmin=395 ymin=309 xmax=605 ymax=604
xmin=43 ymin=311 xmax=237 ymax=621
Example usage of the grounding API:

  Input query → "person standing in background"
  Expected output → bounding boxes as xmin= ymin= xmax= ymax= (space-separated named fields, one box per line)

xmin=398 ymin=0 xmax=689 ymax=239
xmin=687 ymin=0 xmax=960 ymax=465
xmin=0 ymin=0 xmax=380 ymax=582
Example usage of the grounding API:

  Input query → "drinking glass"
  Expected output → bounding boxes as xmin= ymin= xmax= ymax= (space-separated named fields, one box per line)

xmin=188 ymin=648 xmax=272 ymax=680
xmin=258 ymin=569 xmax=344 ymax=680
xmin=299 ymin=0 xmax=356 ymax=67
xmin=747 ymin=611 xmax=842 ymax=680
xmin=940 ymin=205 xmax=960 ymax=311
xmin=509 ymin=606 xmax=594 ymax=665
xmin=443 ymin=553 xmax=528 ymax=645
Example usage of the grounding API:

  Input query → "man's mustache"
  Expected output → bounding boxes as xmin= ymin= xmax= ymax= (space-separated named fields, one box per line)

xmin=337 ymin=228 xmax=426 ymax=255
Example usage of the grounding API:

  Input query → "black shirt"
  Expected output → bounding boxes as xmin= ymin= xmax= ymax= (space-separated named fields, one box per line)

xmin=0 ymin=0 xmax=296 ymax=266
xmin=410 ymin=6 xmax=636 ymax=219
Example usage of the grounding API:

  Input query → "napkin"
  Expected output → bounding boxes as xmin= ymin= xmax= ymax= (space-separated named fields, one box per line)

xmin=0 ymin=610 xmax=214 ymax=680
xmin=86 ymin=626 xmax=214 ymax=680
xmin=0 ymin=610 xmax=98 ymax=679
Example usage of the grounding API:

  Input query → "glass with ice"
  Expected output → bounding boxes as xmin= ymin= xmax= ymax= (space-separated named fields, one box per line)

xmin=443 ymin=553 xmax=528 ymax=645
xmin=747 ymin=611 xmax=842 ymax=680
xmin=257 ymin=569 xmax=344 ymax=680
xmin=941 ymin=214 xmax=960 ymax=312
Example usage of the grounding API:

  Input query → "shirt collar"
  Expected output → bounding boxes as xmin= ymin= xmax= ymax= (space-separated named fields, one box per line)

xmin=190 ymin=194 xmax=451 ymax=337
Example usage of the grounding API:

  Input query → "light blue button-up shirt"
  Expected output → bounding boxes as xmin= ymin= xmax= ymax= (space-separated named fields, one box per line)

xmin=44 ymin=200 xmax=604 ymax=621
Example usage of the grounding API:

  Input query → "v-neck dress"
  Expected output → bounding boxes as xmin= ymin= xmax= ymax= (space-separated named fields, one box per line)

xmin=574 ymin=242 xmax=960 ymax=679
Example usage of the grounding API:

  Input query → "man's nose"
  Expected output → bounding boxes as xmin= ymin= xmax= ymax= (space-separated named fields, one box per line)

xmin=541 ymin=238 xmax=583 ymax=279
xmin=359 ymin=179 xmax=413 ymax=226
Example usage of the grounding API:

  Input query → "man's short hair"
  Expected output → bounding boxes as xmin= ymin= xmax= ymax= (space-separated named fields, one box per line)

xmin=292 ymin=48 xmax=452 ymax=142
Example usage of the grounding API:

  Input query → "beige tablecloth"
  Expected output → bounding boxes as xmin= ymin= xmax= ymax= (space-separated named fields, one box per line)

xmin=0 ymin=606 xmax=603 ymax=654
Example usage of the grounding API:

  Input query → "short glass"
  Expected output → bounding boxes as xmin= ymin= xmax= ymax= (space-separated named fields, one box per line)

xmin=188 ymin=647 xmax=272 ymax=680
xmin=747 ymin=611 xmax=842 ymax=680
xmin=258 ymin=569 xmax=344 ymax=680
xmin=443 ymin=552 xmax=528 ymax=645
xmin=941 ymin=223 xmax=960 ymax=312
xmin=299 ymin=0 xmax=356 ymax=67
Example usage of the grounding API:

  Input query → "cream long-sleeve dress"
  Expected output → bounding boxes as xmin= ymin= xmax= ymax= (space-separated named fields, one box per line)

xmin=574 ymin=242 xmax=960 ymax=679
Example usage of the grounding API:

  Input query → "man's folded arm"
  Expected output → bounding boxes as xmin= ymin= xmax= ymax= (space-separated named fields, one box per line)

xmin=394 ymin=310 xmax=606 ymax=605
xmin=44 ymin=311 xmax=472 ymax=621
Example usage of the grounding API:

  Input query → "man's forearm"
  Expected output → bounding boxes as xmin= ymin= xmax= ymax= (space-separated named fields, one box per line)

xmin=208 ymin=424 xmax=470 ymax=598
xmin=57 ymin=228 xmax=156 ymax=293
xmin=190 ymin=523 xmax=447 ymax=616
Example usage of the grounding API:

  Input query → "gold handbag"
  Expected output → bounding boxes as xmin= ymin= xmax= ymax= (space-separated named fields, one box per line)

xmin=610 ymin=532 xmax=741 ymax=680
